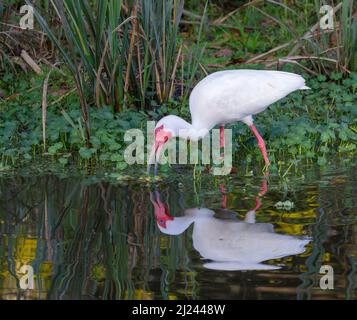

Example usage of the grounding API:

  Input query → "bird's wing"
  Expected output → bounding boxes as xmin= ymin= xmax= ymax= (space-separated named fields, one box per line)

xmin=189 ymin=70 xmax=307 ymax=129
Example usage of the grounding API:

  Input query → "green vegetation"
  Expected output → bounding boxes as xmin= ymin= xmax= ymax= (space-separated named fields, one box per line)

xmin=0 ymin=0 xmax=356 ymax=176
xmin=1 ymin=70 xmax=356 ymax=175
xmin=199 ymin=0 xmax=356 ymax=74
xmin=231 ymin=72 xmax=357 ymax=169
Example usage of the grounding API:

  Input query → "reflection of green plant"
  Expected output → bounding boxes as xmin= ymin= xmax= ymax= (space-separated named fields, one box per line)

xmin=2 ymin=167 xmax=357 ymax=299
xmin=0 ymin=178 xmax=196 ymax=299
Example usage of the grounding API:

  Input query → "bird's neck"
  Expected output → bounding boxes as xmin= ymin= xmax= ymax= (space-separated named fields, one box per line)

xmin=176 ymin=118 xmax=209 ymax=141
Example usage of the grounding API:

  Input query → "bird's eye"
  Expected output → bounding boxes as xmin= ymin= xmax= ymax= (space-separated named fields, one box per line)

xmin=155 ymin=125 xmax=164 ymax=135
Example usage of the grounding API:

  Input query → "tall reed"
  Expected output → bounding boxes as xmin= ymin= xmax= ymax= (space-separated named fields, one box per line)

xmin=249 ymin=0 xmax=356 ymax=75
xmin=27 ymin=0 xmax=206 ymax=109
xmin=308 ymin=0 xmax=357 ymax=74
xmin=27 ymin=0 xmax=206 ymax=146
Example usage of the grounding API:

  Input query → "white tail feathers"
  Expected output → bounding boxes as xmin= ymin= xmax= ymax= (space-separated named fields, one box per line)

xmin=300 ymin=85 xmax=311 ymax=90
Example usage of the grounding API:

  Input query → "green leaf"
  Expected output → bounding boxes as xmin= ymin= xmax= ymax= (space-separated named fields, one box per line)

xmin=317 ymin=156 xmax=327 ymax=166
xmin=59 ymin=157 xmax=69 ymax=165
xmin=79 ymin=147 xmax=96 ymax=159
xmin=116 ymin=162 xmax=128 ymax=170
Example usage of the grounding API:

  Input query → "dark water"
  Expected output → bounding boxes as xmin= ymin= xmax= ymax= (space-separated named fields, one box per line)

xmin=1 ymin=161 xmax=357 ymax=300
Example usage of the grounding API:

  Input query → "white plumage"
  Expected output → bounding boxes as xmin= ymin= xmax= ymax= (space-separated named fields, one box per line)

xmin=189 ymin=69 xmax=309 ymax=129
xmin=157 ymin=207 xmax=310 ymax=271
xmin=148 ymin=69 xmax=310 ymax=173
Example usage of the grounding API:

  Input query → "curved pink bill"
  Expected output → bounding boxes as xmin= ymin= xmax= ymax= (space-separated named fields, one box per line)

xmin=147 ymin=141 xmax=164 ymax=176
xmin=147 ymin=126 xmax=172 ymax=176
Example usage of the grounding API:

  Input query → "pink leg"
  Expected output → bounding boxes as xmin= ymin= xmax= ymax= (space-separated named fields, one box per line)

xmin=219 ymin=127 xmax=227 ymax=209
xmin=220 ymin=125 xmax=224 ymax=157
xmin=219 ymin=184 xmax=227 ymax=209
xmin=249 ymin=124 xmax=270 ymax=167
xmin=259 ymin=178 xmax=268 ymax=197
xmin=252 ymin=197 xmax=262 ymax=211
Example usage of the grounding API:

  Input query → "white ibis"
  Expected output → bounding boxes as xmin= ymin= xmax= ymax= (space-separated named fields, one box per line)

xmin=148 ymin=69 xmax=309 ymax=174
xmin=150 ymin=191 xmax=310 ymax=271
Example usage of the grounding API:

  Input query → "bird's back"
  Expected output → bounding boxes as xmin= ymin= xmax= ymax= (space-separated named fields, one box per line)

xmin=189 ymin=69 xmax=308 ymax=130
xmin=192 ymin=218 xmax=310 ymax=263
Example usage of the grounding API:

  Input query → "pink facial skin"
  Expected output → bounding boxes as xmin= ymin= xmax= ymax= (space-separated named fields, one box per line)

xmin=154 ymin=125 xmax=172 ymax=151
xmin=150 ymin=192 xmax=174 ymax=229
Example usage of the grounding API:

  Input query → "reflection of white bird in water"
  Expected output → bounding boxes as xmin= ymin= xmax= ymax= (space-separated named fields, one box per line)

xmin=148 ymin=70 xmax=310 ymax=174
xmin=150 ymin=192 xmax=310 ymax=271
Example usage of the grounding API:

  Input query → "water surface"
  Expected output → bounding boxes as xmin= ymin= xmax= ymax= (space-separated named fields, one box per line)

xmin=1 ymin=161 xmax=357 ymax=300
